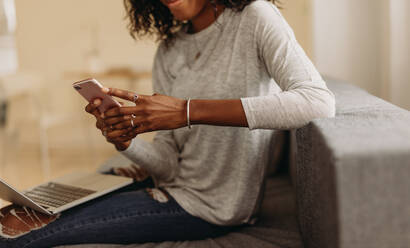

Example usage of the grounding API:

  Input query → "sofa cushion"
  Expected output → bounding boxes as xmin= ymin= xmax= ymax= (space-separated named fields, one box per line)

xmin=294 ymin=78 xmax=410 ymax=248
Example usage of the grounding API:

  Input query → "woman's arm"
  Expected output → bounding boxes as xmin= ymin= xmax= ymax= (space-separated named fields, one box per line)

xmin=190 ymin=99 xmax=248 ymax=127
xmin=102 ymin=90 xmax=248 ymax=133
xmin=239 ymin=2 xmax=335 ymax=130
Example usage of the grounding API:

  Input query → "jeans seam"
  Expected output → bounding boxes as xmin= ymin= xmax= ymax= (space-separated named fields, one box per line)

xmin=20 ymin=207 xmax=187 ymax=248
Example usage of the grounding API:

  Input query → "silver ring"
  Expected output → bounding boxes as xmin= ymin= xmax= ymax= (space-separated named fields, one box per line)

xmin=103 ymin=130 xmax=107 ymax=136
xmin=130 ymin=119 xmax=134 ymax=127
xmin=133 ymin=94 xmax=139 ymax=103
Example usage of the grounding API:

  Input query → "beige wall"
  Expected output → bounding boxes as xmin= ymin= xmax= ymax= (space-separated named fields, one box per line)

xmin=312 ymin=0 xmax=410 ymax=110
xmin=14 ymin=0 xmax=312 ymax=83
xmin=312 ymin=0 xmax=385 ymax=97
xmin=14 ymin=0 xmax=157 ymax=80
xmin=387 ymin=0 xmax=410 ymax=110
xmin=280 ymin=0 xmax=313 ymax=59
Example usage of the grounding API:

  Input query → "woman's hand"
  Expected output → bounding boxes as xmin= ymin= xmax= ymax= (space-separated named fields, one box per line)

xmin=85 ymin=99 xmax=131 ymax=151
xmin=102 ymin=87 xmax=187 ymax=139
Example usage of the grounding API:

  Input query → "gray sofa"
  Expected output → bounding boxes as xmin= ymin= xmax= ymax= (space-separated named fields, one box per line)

xmin=60 ymin=78 xmax=410 ymax=248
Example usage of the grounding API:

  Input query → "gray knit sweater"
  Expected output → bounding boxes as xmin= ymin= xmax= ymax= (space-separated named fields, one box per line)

xmin=121 ymin=0 xmax=335 ymax=226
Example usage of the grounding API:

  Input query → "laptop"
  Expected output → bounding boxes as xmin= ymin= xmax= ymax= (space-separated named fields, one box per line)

xmin=0 ymin=172 xmax=133 ymax=215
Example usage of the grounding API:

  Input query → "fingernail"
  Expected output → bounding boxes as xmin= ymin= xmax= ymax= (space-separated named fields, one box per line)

xmin=102 ymin=87 xmax=109 ymax=93
xmin=100 ymin=113 xmax=105 ymax=118
xmin=94 ymin=99 xmax=101 ymax=105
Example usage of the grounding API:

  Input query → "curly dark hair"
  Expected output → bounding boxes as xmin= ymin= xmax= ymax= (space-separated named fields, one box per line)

xmin=124 ymin=0 xmax=279 ymax=46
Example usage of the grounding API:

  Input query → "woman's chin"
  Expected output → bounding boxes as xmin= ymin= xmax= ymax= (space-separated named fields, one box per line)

xmin=171 ymin=12 xmax=191 ymax=22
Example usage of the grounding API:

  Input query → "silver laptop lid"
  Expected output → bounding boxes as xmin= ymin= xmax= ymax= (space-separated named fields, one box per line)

xmin=0 ymin=177 xmax=50 ymax=214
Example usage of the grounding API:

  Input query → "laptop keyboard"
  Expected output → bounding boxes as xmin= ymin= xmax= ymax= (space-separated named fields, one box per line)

xmin=24 ymin=182 xmax=96 ymax=208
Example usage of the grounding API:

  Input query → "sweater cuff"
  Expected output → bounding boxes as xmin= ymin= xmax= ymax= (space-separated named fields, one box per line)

xmin=119 ymin=138 xmax=160 ymax=188
xmin=120 ymin=138 xmax=137 ymax=156
xmin=241 ymin=97 xmax=258 ymax=130
xmin=120 ymin=137 xmax=150 ymax=159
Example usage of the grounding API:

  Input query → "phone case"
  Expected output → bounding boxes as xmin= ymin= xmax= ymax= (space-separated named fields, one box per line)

xmin=73 ymin=78 xmax=121 ymax=113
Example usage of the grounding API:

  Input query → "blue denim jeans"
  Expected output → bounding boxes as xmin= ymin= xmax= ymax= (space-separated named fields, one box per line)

xmin=0 ymin=179 xmax=234 ymax=248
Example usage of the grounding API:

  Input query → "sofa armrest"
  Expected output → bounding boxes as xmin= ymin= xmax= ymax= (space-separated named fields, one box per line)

xmin=292 ymin=79 xmax=410 ymax=248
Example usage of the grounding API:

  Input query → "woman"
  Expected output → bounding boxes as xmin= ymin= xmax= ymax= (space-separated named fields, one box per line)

xmin=0 ymin=0 xmax=335 ymax=247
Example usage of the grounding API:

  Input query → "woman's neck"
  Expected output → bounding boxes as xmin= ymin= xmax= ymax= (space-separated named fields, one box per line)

xmin=189 ymin=3 xmax=225 ymax=33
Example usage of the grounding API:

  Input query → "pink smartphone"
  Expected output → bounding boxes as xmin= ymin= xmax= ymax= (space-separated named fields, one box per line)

xmin=73 ymin=78 xmax=121 ymax=113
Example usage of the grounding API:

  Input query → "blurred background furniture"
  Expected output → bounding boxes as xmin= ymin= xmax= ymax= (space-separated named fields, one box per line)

xmin=0 ymin=0 xmax=17 ymax=75
xmin=0 ymin=72 xmax=43 ymax=175
xmin=61 ymin=78 xmax=410 ymax=248
xmin=0 ymin=0 xmax=19 ymax=178
xmin=0 ymin=72 xmax=85 ymax=181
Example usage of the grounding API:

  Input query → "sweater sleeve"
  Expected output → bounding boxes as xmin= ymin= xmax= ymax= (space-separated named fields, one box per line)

xmin=121 ymin=43 xmax=179 ymax=182
xmin=240 ymin=2 xmax=336 ymax=130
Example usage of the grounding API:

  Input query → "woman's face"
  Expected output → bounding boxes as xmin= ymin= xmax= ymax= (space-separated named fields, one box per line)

xmin=160 ymin=0 xmax=209 ymax=21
